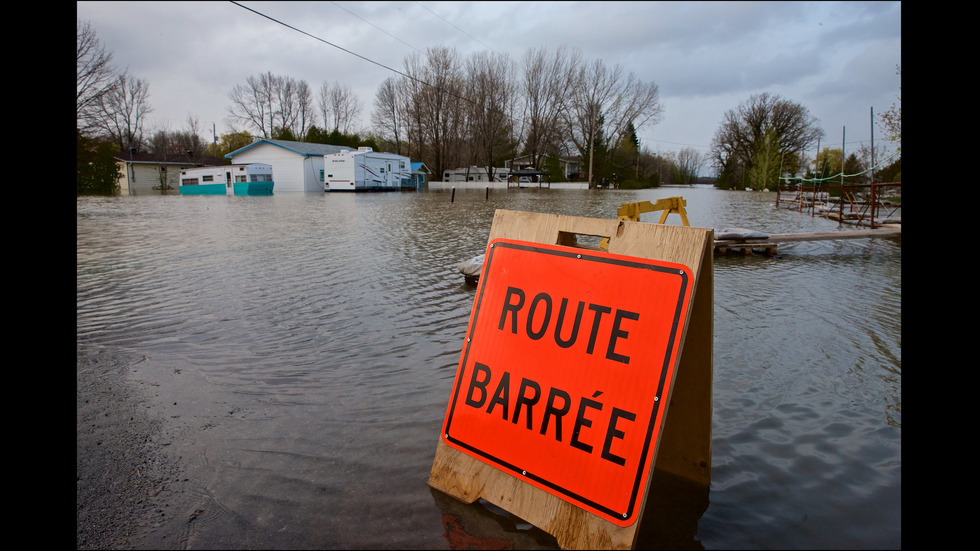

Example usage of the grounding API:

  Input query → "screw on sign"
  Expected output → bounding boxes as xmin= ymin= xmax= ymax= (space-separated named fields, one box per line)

xmin=442 ymin=238 xmax=692 ymax=526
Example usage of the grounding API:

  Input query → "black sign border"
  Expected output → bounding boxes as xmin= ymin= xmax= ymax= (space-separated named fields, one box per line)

xmin=443 ymin=239 xmax=690 ymax=525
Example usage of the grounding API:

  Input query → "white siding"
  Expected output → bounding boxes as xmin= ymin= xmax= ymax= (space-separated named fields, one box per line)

xmin=230 ymin=146 xmax=323 ymax=192
xmin=305 ymin=156 xmax=324 ymax=192
xmin=116 ymin=161 xmax=186 ymax=195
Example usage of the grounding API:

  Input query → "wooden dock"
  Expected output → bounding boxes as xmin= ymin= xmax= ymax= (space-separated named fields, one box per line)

xmin=713 ymin=226 xmax=901 ymax=256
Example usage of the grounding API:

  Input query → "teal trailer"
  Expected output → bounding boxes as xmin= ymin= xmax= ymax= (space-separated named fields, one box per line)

xmin=179 ymin=164 xmax=274 ymax=195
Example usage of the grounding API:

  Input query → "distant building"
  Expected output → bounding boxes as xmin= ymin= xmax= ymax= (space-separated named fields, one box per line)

xmin=505 ymin=154 xmax=582 ymax=181
xmin=441 ymin=166 xmax=510 ymax=183
xmin=411 ymin=162 xmax=432 ymax=189
xmin=114 ymin=150 xmax=226 ymax=196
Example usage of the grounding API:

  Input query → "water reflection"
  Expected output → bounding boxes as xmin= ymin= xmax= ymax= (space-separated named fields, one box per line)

xmin=429 ymin=470 xmax=709 ymax=550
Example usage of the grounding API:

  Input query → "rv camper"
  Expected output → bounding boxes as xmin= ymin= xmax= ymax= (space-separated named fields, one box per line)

xmin=179 ymin=164 xmax=274 ymax=196
xmin=322 ymin=147 xmax=411 ymax=191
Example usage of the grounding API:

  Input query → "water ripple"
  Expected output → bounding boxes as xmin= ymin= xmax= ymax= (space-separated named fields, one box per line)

xmin=77 ymin=187 xmax=900 ymax=549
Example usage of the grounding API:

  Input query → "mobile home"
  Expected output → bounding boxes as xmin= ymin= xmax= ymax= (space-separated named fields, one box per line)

xmin=179 ymin=164 xmax=274 ymax=196
xmin=322 ymin=147 xmax=412 ymax=191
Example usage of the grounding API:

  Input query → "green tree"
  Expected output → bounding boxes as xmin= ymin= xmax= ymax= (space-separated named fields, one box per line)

xmin=217 ymin=130 xmax=254 ymax=157
xmin=584 ymin=114 xmax=613 ymax=185
xmin=710 ymin=93 xmax=823 ymax=189
xmin=747 ymin=126 xmax=781 ymax=190
xmin=304 ymin=125 xmax=330 ymax=144
xmin=876 ymin=158 xmax=901 ymax=182
xmin=272 ymin=126 xmax=298 ymax=141
xmin=541 ymin=153 xmax=565 ymax=182
xmin=812 ymin=148 xmax=842 ymax=182
xmin=334 ymin=129 xmax=368 ymax=149
xmin=611 ymin=122 xmax=640 ymax=185
xmin=842 ymin=152 xmax=864 ymax=185
xmin=77 ymin=130 xmax=120 ymax=195
xmin=305 ymin=126 xmax=380 ymax=152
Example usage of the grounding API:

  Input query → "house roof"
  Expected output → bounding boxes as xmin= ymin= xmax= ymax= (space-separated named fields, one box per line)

xmin=225 ymin=139 xmax=348 ymax=159
xmin=114 ymin=151 xmax=227 ymax=166
xmin=411 ymin=162 xmax=432 ymax=174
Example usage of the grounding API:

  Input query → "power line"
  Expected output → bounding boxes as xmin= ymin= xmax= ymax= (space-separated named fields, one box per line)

xmin=329 ymin=1 xmax=423 ymax=54
xmin=231 ymin=1 xmax=407 ymax=80
xmin=229 ymin=1 xmax=478 ymax=109
xmin=413 ymin=1 xmax=500 ymax=55
xmin=229 ymin=1 xmax=676 ymax=163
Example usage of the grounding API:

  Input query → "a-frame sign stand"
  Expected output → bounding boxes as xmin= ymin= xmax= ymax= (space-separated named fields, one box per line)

xmin=429 ymin=209 xmax=713 ymax=549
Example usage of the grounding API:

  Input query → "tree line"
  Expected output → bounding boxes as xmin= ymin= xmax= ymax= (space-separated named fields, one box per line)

xmin=709 ymin=91 xmax=901 ymax=190
xmin=78 ymin=17 xmax=900 ymax=195
xmin=223 ymin=45 xmax=672 ymax=188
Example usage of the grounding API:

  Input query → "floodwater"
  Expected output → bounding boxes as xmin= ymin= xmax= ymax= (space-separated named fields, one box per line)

xmin=76 ymin=185 xmax=901 ymax=549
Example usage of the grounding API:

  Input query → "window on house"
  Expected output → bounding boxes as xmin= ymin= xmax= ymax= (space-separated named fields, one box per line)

xmin=202 ymin=175 xmax=214 ymax=182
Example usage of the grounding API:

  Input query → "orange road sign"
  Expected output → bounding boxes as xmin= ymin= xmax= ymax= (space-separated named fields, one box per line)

xmin=441 ymin=238 xmax=693 ymax=526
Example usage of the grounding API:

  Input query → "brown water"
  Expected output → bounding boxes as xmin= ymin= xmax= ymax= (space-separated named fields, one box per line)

xmin=76 ymin=186 xmax=901 ymax=549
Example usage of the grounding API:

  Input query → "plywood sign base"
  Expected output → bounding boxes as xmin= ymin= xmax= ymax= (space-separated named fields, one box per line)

xmin=429 ymin=209 xmax=713 ymax=550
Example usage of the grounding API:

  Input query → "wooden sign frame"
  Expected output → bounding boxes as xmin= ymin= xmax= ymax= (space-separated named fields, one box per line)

xmin=429 ymin=209 xmax=713 ymax=549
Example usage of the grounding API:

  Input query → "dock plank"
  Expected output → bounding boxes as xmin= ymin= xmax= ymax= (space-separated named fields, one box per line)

xmin=765 ymin=228 xmax=901 ymax=242
xmin=713 ymin=227 xmax=900 ymax=256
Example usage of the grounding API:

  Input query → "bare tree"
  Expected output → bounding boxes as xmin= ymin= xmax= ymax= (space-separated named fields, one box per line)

xmin=710 ymin=93 xmax=823 ymax=188
xmin=676 ymin=147 xmax=705 ymax=185
xmin=605 ymin=75 xmax=663 ymax=147
xmin=564 ymin=59 xmax=624 ymax=187
xmin=319 ymin=82 xmax=363 ymax=134
xmin=274 ymin=75 xmax=298 ymax=136
xmin=518 ymin=46 xmax=581 ymax=169
xmin=317 ymin=83 xmax=331 ymax=132
xmin=228 ymin=72 xmax=315 ymax=139
xmin=294 ymin=80 xmax=316 ymax=139
xmin=228 ymin=72 xmax=274 ymax=138
xmin=96 ymin=74 xmax=152 ymax=151
xmin=855 ymin=142 xmax=894 ymax=184
xmin=399 ymin=52 xmax=429 ymax=163
xmin=77 ymin=19 xmax=121 ymax=136
xmin=371 ymin=76 xmax=404 ymax=154
xmin=401 ymin=47 xmax=466 ymax=178
xmin=465 ymin=51 xmax=518 ymax=179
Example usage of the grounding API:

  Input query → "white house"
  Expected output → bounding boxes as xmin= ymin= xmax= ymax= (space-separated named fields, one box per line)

xmin=225 ymin=139 xmax=349 ymax=192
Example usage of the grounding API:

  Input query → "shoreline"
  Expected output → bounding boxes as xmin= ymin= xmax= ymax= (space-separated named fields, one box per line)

xmin=76 ymin=344 xmax=190 ymax=550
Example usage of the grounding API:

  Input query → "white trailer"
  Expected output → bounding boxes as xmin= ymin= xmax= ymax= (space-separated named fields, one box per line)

xmin=322 ymin=147 xmax=412 ymax=191
xmin=179 ymin=164 xmax=274 ymax=195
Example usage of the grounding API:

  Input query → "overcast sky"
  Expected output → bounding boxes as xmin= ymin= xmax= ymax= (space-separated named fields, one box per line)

xmin=77 ymin=1 xmax=901 ymax=165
